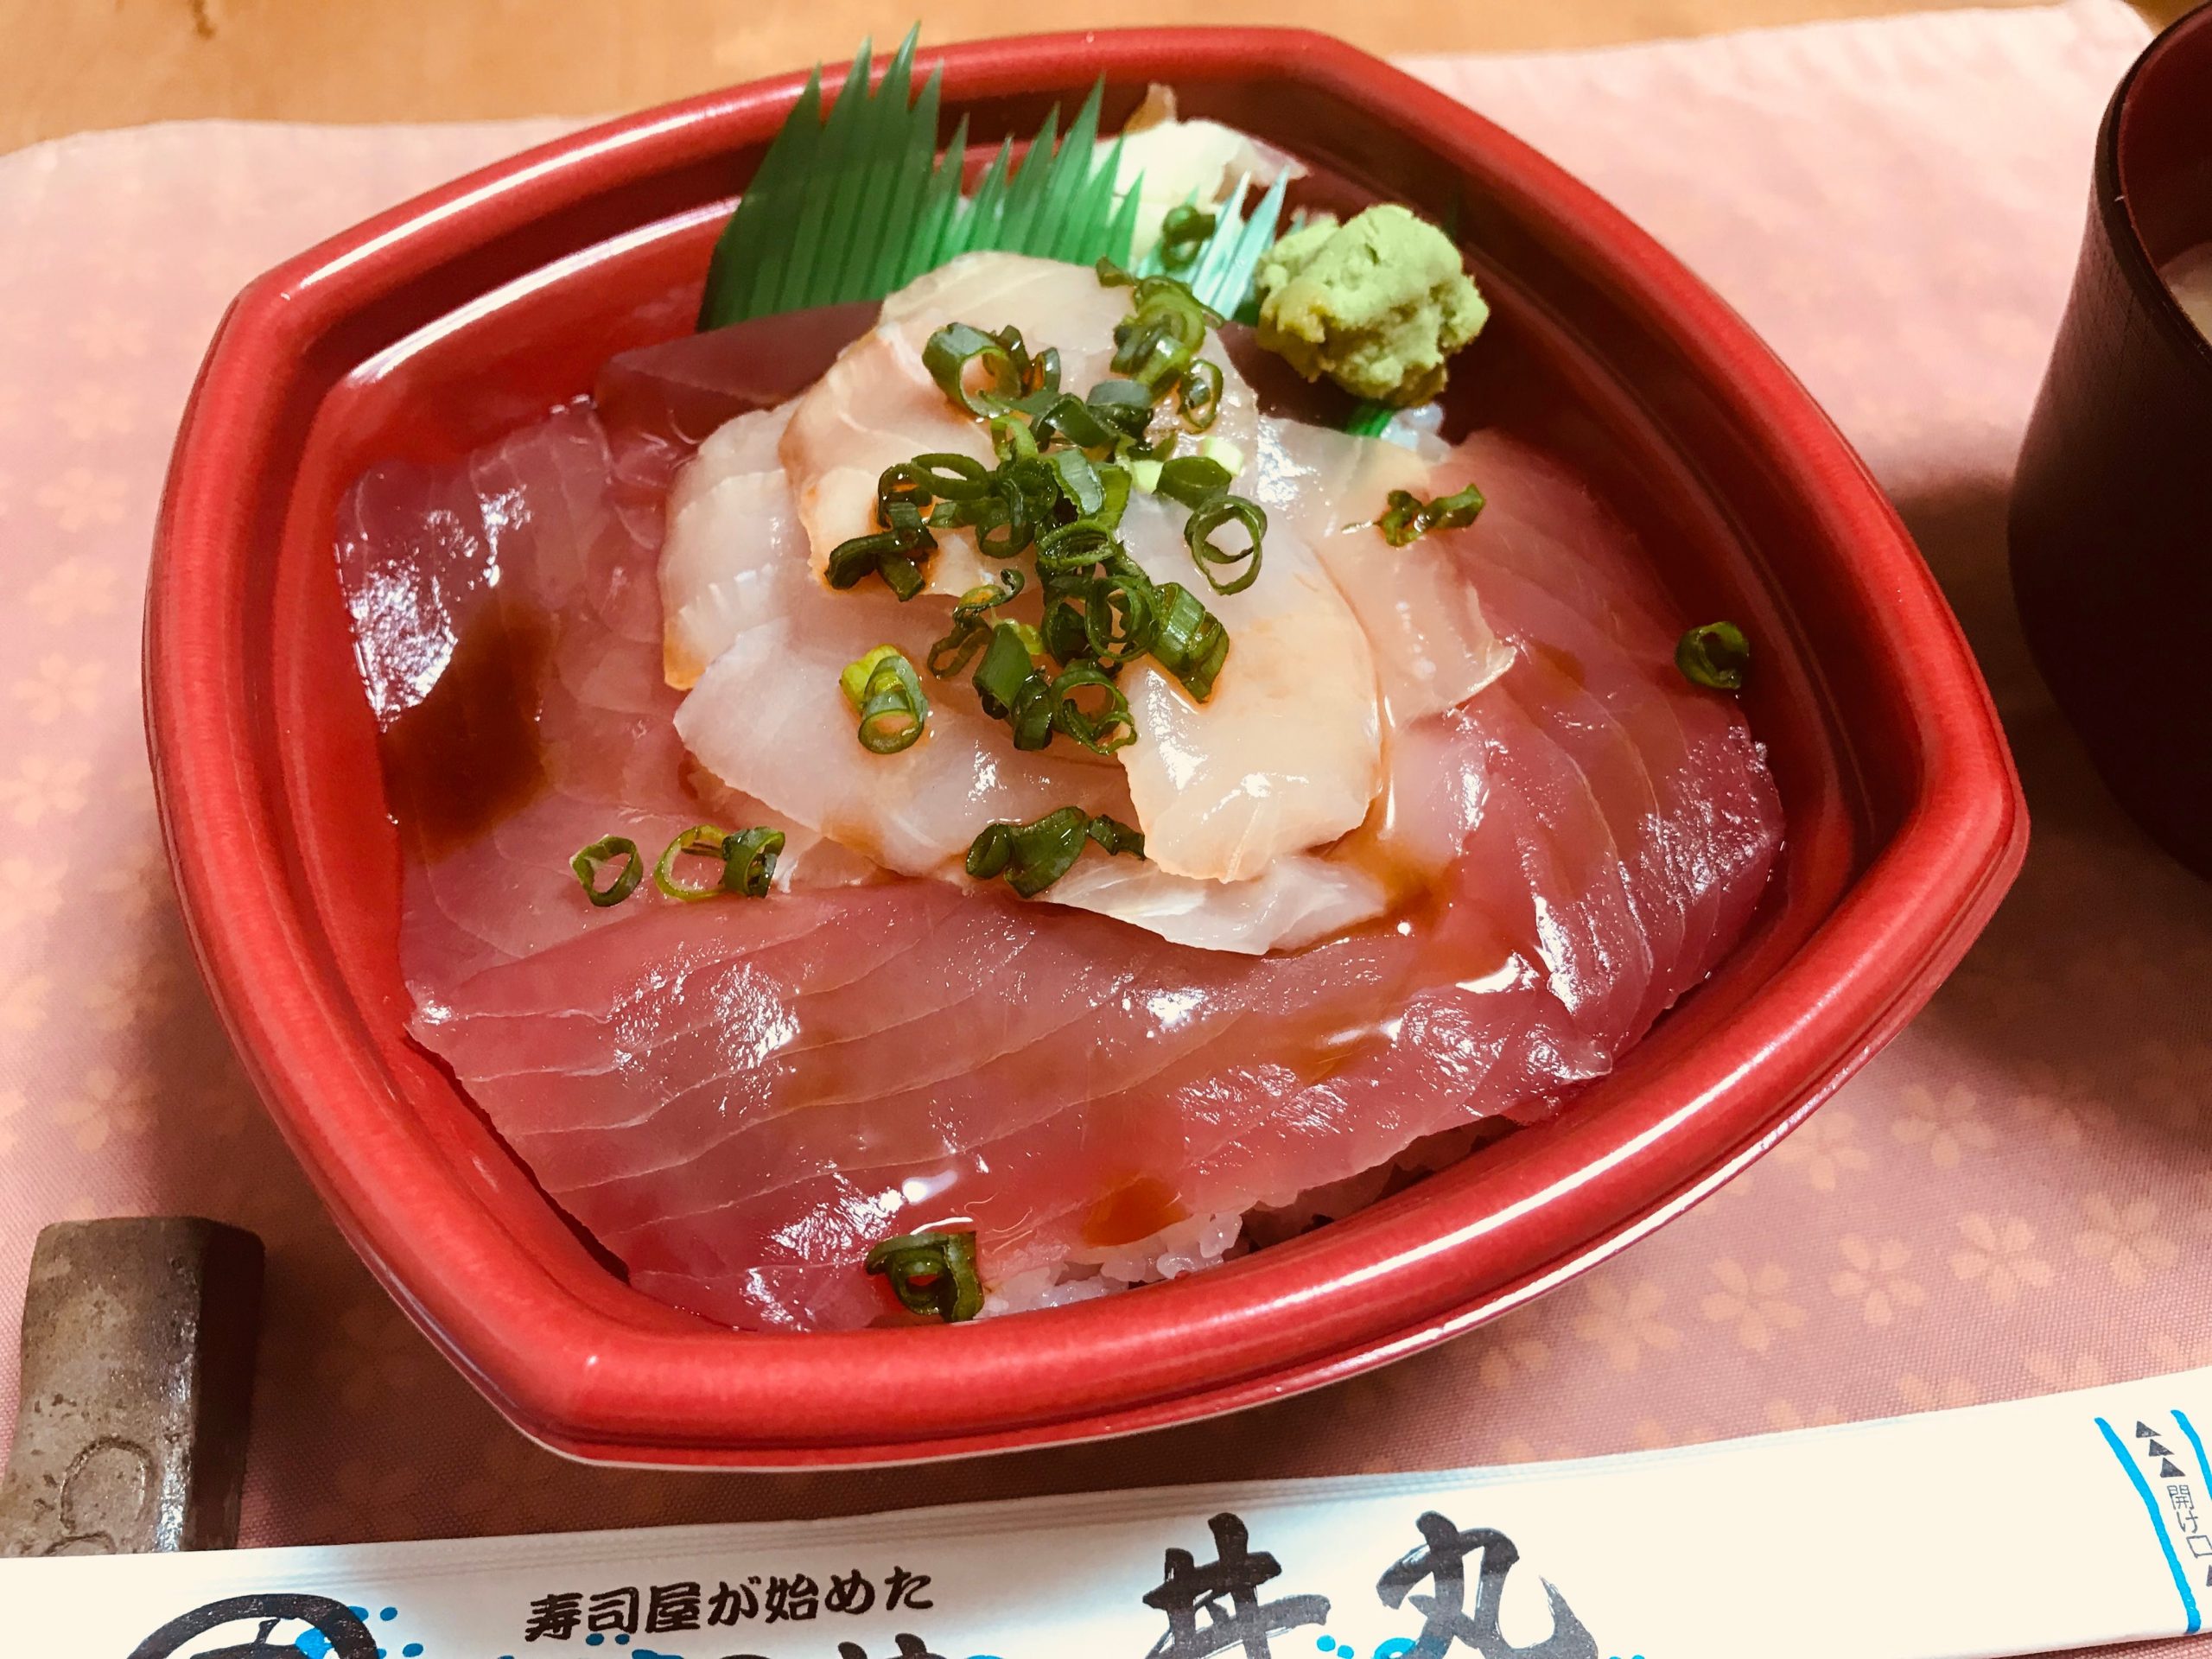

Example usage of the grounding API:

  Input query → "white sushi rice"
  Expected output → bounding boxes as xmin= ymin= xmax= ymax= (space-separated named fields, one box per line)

xmin=976 ymin=1117 xmax=1516 ymax=1319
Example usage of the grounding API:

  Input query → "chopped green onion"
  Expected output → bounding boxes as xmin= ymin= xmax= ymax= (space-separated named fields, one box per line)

xmin=1676 ymin=621 xmax=1751 ymax=692
xmin=972 ymin=622 xmax=1055 ymax=749
xmin=838 ymin=302 xmax=1253 ymax=714
xmin=909 ymin=453 xmax=994 ymax=499
xmin=841 ymin=645 xmax=929 ymax=753
xmin=1178 ymin=359 xmax=1224 ymax=430
xmin=1084 ymin=378 xmax=1156 ymax=440
xmin=1198 ymin=435 xmax=1245 ymax=479
xmin=824 ymin=529 xmax=897 ymax=590
xmin=1079 ymin=563 xmax=1158 ymax=668
xmin=1185 ymin=494 xmax=1267 ymax=595
xmin=924 ymin=321 xmax=1023 ymax=416
xmin=1094 ymin=461 xmax=1133 ymax=531
xmin=570 ymin=836 xmax=643 ymax=907
xmin=1026 ymin=392 xmax=1116 ymax=451
xmin=719 ymin=827 xmax=785 ymax=898
xmin=1378 ymin=482 xmax=1486 ymax=547
xmin=1034 ymin=519 xmax=1118 ymax=578
xmin=1110 ymin=275 xmax=1215 ymax=390
xmin=1027 ymin=346 xmax=1063 ymax=398
xmin=650 ymin=823 xmax=786 ymax=901
xmin=865 ymin=1228 xmax=983 ymax=1323
xmin=1113 ymin=310 xmax=1201 ymax=389
xmin=989 ymin=413 xmax=1040 ymax=462
xmin=965 ymin=486 xmax=1033 ymax=560
xmin=1084 ymin=813 xmax=1145 ymax=858
xmin=825 ymin=461 xmax=950 ymax=597
xmin=878 ymin=551 xmax=925 ymax=601
xmin=879 ymin=462 xmax=932 ymax=515
xmin=1049 ymin=448 xmax=1105 ymax=516
xmin=1158 ymin=205 xmax=1218 ymax=271
xmin=1155 ymin=454 xmax=1233 ymax=508
xmin=1051 ymin=662 xmax=1136 ymax=753
xmin=654 ymin=824 xmax=734 ymax=902
xmin=964 ymin=804 xmax=1146 ymax=897
xmin=926 ymin=569 xmax=1026 ymax=677
xmin=1039 ymin=595 xmax=1090 ymax=665
xmin=840 ymin=644 xmax=903 ymax=709
xmin=1151 ymin=582 xmax=1231 ymax=702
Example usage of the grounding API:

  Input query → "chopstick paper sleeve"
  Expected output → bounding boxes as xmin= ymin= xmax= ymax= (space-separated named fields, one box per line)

xmin=6 ymin=1363 xmax=2208 ymax=1658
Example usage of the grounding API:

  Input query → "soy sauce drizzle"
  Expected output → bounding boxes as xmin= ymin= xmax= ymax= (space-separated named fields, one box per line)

xmin=379 ymin=606 xmax=552 ymax=859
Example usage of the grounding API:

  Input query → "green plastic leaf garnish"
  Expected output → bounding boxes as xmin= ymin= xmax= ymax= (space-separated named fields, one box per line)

xmin=696 ymin=29 xmax=1294 ymax=331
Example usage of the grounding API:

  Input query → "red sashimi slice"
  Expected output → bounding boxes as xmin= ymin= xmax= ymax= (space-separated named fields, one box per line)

xmin=337 ymin=309 xmax=1784 ymax=1335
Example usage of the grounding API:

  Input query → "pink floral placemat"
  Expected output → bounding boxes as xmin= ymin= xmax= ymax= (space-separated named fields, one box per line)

xmin=0 ymin=3 xmax=2196 ymax=1650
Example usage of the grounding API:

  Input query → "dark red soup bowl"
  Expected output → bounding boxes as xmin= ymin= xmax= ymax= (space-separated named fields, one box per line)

xmin=147 ymin=29 xmax=2024 ymax=1466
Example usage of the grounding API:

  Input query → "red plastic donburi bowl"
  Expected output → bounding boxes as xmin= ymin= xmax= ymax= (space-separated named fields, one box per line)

xmin=146 ymin=29 xmax=2024 ymax=1466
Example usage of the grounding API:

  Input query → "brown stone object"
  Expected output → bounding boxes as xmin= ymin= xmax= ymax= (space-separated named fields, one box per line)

xmin=0 ymin=1217 xmax=263 ymax=1557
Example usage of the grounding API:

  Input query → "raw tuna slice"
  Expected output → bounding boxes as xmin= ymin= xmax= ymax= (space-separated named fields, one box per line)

xmin=339 ymin=298 xmax=1783 ymax=1335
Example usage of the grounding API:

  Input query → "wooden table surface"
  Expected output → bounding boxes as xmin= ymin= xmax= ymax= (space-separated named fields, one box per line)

xmin=3 ymin=0 xmax=2187 ymax=155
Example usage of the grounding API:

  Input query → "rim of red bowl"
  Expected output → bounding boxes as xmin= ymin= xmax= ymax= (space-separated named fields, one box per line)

xmin=147 ymin=27 xmax=2024 ymax=1466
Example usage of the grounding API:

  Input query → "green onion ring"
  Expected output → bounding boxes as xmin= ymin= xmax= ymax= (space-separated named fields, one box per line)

xmin=999 ymin=454 xmax=1061 ymax=518
xmin=1111 ymin=280 xmax=1211 ymax=389
xmin=1676 ymin=621 xmax=1751 ymax=692
xmin=989 ymin=323 xmax=1034 ymax=385
xmin=989 ymin=414 xmax=1040 ymax=462
xmin=1378 ymin=482 xmax=1487 ymax=547
xmin=1158 ymin=204 xmax=1217 ymax=271
xmin=879 ymin=550 xmax=926 ymax=601
xmin=1051 ymin=663 xmax=1136 ymax=754
xmin=1039 ymin=596 xmax=1092 ymax=665
xmin=1049 ymin=448 xmax=1106 ymax=517
xmin=909 ymin=453 xmax=993 ymax=499
xmin=864 ymin=1229 xmax=983 ymax=1323
xmin=971 ymin=622 xmax=1055 ymax=750
xmin=963 ymin=805 xmax=1089 ymax=895
xmin=1094 ymin=462 xmax=1133 ymax=531
xmin=1084 ymin=379 xmax=1155 ymax=442
xmin=878 ymin=495 xmax=935 ymax=550
xmin=824 ymin=529 xmax=898 ymax=590
xmin=1084 ymin=813 xmax=1145 ymax=858
xmin=1177 ymin=359 xmax=1224 ymax=431
xmin=926 ymin=570 xmax=1027 ymax=678
xmin=878 ymin=462 xmax=932 ymax=516
xmin=653 ymin=824 xmax=735 ymax=903
xmin=1150 ymin=582 xmax=1231 ymax=702
xmin=1185 ymin=493 xmax=1267 ymax=595
xmin=1155 ymin=454 xmax=1232 ymax=508
xmin=923 ymin=321 xmax=1023 ymax=416
xmin=964 ymin=804 xmax=1148 ymax=897
xmin=1027 ymin=393 xmax=1121 ymax=452
xmin=1034 ymin=519 xmax=1119 ymax=577
xmin=570 ymin=836 xmax=643 ymax=906
xmin=1129 ymin=272 xmax=1224 ymax=324
xmin=1081 ymin=568 xmax=1157 ymax=668
xmin=841 ymin=645 xmax=929 ymax=753
xmin=719 ymin=826 xmax=785 ymax=898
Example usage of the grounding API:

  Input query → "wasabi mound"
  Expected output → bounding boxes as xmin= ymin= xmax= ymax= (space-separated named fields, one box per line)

xmin=1255 ymin=205 xmax=1488 ymax=405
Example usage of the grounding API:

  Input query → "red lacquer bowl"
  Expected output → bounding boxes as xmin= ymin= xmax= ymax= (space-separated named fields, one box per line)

xmin=146 ymin=29 xmax=2024 ymax=1466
